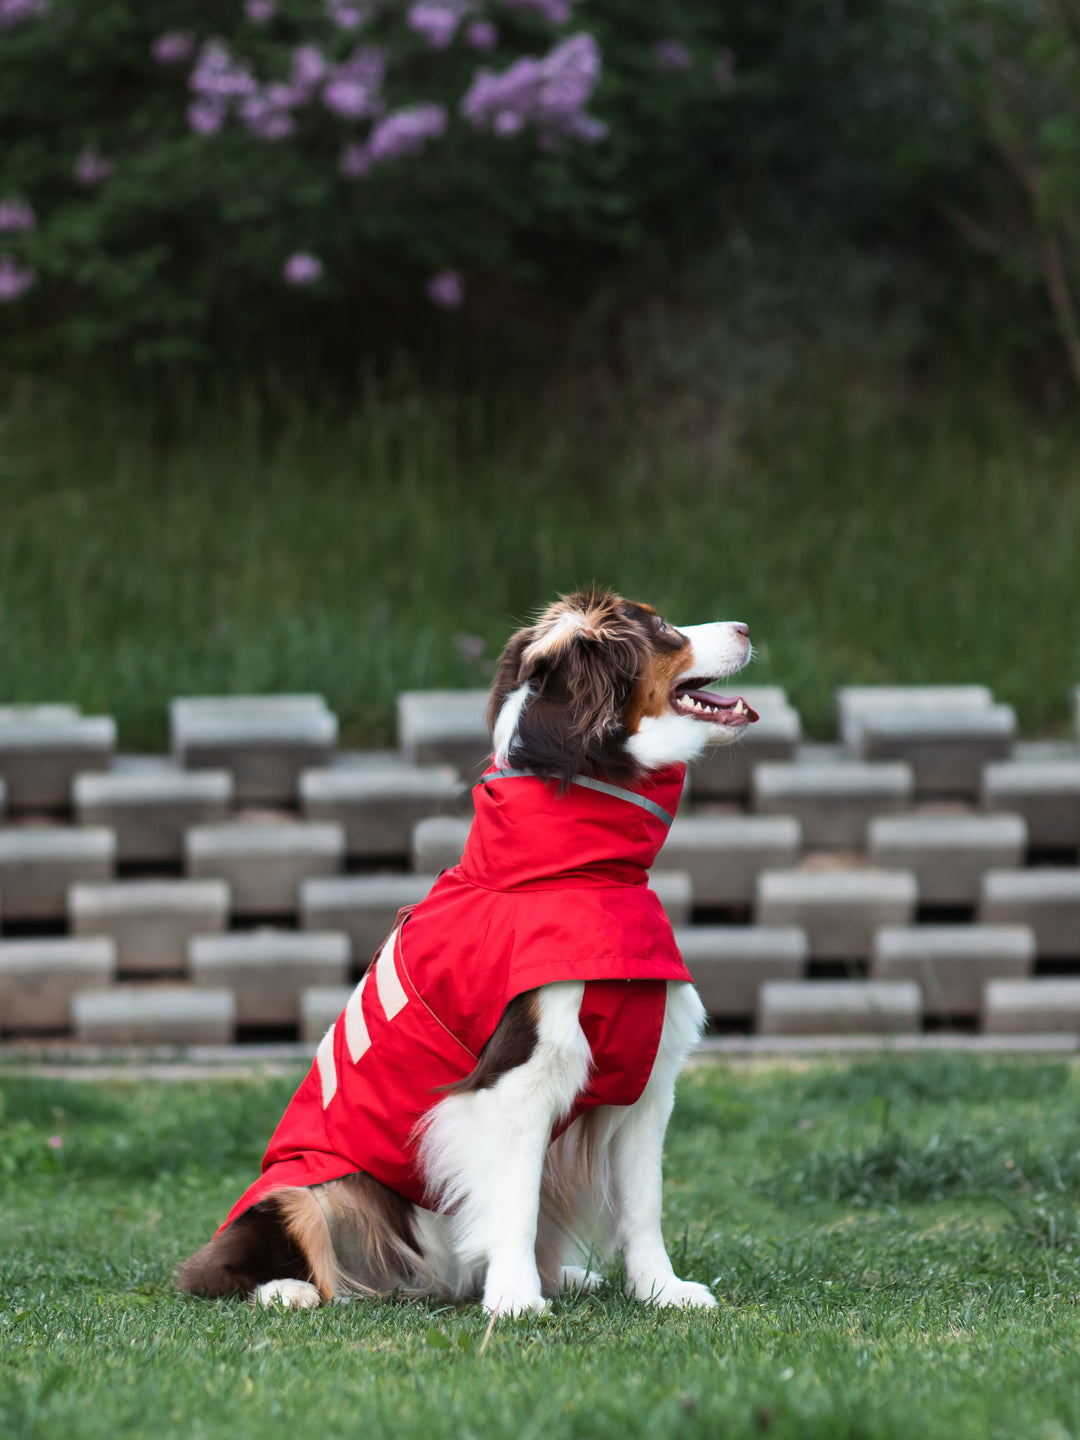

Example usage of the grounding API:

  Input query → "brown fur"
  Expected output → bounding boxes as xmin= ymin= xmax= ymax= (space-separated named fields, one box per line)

xmin=440 ymin=990 xmax=540 ymax=1096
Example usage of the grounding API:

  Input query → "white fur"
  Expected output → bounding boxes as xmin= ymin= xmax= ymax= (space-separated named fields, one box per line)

xmin=255 ymin=1278 xmax=322 ymax=1310
xmin=627 ymin=620 xmax=752 ymax=771
xmin=492 ymin=681 xmax=531 ymax=767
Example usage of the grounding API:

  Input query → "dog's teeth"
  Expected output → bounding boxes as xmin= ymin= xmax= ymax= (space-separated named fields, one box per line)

xmin=734 ymin=698 xmax=745 ymax=715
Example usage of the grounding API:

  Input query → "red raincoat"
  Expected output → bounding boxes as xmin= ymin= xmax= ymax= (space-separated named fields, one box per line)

xmin=218 ymin=762 xmax=692 ymax=1228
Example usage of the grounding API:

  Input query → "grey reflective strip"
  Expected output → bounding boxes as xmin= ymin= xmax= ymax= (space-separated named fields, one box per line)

xmin=478 ymin=767 xmax=674 ymax=828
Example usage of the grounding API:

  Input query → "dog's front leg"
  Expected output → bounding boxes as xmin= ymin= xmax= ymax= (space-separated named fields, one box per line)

xmin=420 ymin=981 xmax=591 ymax=1317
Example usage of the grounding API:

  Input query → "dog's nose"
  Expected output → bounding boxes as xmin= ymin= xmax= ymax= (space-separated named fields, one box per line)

xmin=730 ymin=622 xmax=750 ymax=638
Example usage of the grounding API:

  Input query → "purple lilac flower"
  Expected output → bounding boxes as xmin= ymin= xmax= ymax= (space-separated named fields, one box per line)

xmin=326 ymin=0 xmax=369 ymax=29
xmin=0 ymin=0 xmax=48 ymax=31
xmin=187 ymin=98 xmax=227 ymax=135
xmin=289 ymin=44 xmax=328 ymax=102
xmin=240 ymin=93 xmax=296 ymax=139
xmin=653 ymin=39 xmax=692 ymax=72
xmin=73 ymin=145 xmax=115 ymax=186
xmin=339 ymin=142 xmax=372 ymax=179
xmin=498 ymin=0 xmax=574 ymax=22
xmin=190 ymin=41 xmax=258 ymax=101
xmin=0 ymin=199 xmax=36 ymax=233
xmin=284 ymin=253 xmax=323 ymax=286
xmin=406 ymin=2 xmax=464 ymax=50
xmin=322 ymin=75 xmax=378 ymax=120
xmin=466 ymin=20 xmax=497 ymax=52
xmin=151 ymin=30 xmax=196 ymax=65
xmin=461 ymin=32 xmax=604 ymax=145
xmin=0 ymin=254 xmax=36 ymax=301
xmin=367 ymin=103 xmax=447 ymax=163
xmin=244 ymin=0 xmax=276 ymax=21
xmin=427 ymin=269 xmax=463 ymax=309
xmin=712 ymin=49 xmax=735 ymax=91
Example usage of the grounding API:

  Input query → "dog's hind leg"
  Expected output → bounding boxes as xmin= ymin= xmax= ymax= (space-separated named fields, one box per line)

xmin=419 ymin=981 xmax=591 ymax=1317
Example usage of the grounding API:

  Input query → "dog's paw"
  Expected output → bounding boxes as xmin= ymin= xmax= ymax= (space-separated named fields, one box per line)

xmin=558 ymin=1265 xmax=603 ymax=1295
xmin=630 ymin=1277 xmax=717 ymax=1310
xmin=482 ymin=1288 xmax=549 ymax=1318
xmin=254 ymin=1279 xmax=322 ymax=1311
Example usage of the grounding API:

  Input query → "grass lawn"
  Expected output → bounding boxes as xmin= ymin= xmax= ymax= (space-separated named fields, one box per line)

xmin=3 ymin=1052 xmax=1080 ymax=1439
xmin=1 ymin=373 xmax=1078 ymax=748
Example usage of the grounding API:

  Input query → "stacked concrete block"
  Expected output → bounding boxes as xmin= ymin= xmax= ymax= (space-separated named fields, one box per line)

xmin=0 ymin=938 xmax=114 ymax=1032
xmin=981 ymin=761 xmax=1080 ymax=852
xmin=411 ymin=815 xmax=472 ymax=873
xmin=0 ymin=827 xmax=115 ymax=921
xmin=0 ymin=778 xmax=5 ymax=822
xmin=300 ymin=984 xmax=354 ymax=1044
xmin=756 ymin=869 xmax=918 ymax=959
xmin=752 ymin=761 xmax=913 ymax=849
xmin=867 ymin=813 xmax=1027 ymax=905
xmin=663 ymin=816 xmax=801 ymax=906
xmin=397 ymin=689 xmax=492 ymax=778
xmin=185 ymin=820 xmax=344 ymax=916
xmin=0 ymin=711 xmax=115 ymax=811
xmin=677 ymin=926 xmax=808 ymax=1017
xmin=74 ymin=764 xmax=233 ymax=864
xmin=71 ymin=985 xmax=237 ymax=1044
xmin=982 ymin=979 xmax=1080 ymax=1034
xmin=300 ymin=765 xmax=462 ymax=859
xmin=839 ymin=686 xmax=1014 ymax=796
xmin=69 ymin=879 xmax=229 ymax=975
xmin=299 ymin=873 xmax=435 ymax=969
xmin=171 ymin=695 xmax=338 ymax=805
xmin=979 ymin=870 xmax=1080 ymax=957
xmin=189 ymin=930 xmax=349 ymax=1026
xmin=692 ymin=688 xmax=802 ymax=798
xmin=870 ymin=925 xmax=1035 ymax=1016
xmin=757 ymin=979 xmax=922 ymax=1035
xmin=652 ymin=871 xmax=693 ymax=927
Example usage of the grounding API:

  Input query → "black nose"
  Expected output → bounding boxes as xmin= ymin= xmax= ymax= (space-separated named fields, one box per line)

xmin=732 ymin=622 xmax=750 ymax=637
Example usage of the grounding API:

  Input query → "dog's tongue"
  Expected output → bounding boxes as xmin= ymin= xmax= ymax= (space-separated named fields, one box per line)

xmin=685 ymin=690 xmax=760 ymax=723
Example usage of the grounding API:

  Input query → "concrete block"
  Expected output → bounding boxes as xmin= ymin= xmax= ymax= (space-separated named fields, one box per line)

xmin=73 ymin=766 xmax=233 ymax=864
xmin=981 ymin=761 xmax=1080 ymax=850
xmin=411 ymin=815 xmax=472 ymax=873
xmin=855 ymin=706 xmax=1016 ymax=796
xmin=0 ymin=778 xmax=5 ymax=821
xmin=871 ymin=925 xmax=1036 ymax=1016
xmin=189 ymin=930 xmax=349 ymax=1026
xmin=397 ymin=689 xmax=492 ymax=777
xmin=0 ymin=713 xmax=115 ymax=811
xmin=299 ymin=873 xmax=436 ymax=968
xmin=676 ymin=926 xmax=808 ymax=1016
xmin=71 ymin=985 xmax=237 ymax=1044
xmin=186 ymin=821 xmax=344 ymax=916
xmin=69 ymin=879 xmax=230 ymax=976
xmin=663 ymin=816 xmax=801 ymax=906
xmin=651 ymin=871 xmax=693 ymax=927
xmin=0 ymin=826 xmax=115 ymax=921
xmin=0 ymin=937 xmax=114 ymax=1032
xmin=692 ymin=689 xmax=802 ymax=798
xmin=867 ymin=813 xmax=1027 ymax=905
xmin=979 ymin=869 xmax=1080 ymax=958
xmin=752 ymin=761 xmax=913 ymax=848
xmin=300 ymin=766 xmax=463 ymax=859
xmin=756 ymin=868 xmax=917 ymax=959
xmin=757 ymin=979 xmax=922 ymax=1035
xmin=171 ymin=695 xmax=338 ymax=804
xmin=838 ymin=686 xmax=994 ymax=749
xmin=300 ymin=984 xmax=353 ymax=1044
xmin=983 ymin=979 xmax=1080 ymax=1034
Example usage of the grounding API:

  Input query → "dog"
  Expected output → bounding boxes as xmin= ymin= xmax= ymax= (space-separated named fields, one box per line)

xmin=177 ymin=589 xmax=757 ymax=1316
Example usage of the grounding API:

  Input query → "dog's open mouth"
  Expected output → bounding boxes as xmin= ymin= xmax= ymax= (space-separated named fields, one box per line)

xmin=670 ymin=680 xmax=760 ymax=728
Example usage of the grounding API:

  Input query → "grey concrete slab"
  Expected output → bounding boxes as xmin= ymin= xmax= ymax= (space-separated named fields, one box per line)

xmin=663 ymin=816 xmax=801 ymax=906
xmin=72 ymin=986 xmax=237 ymax=1044
xmin=0 ymin=938 xmax=114 ymax=1032
xmin=867 ymin=813 xmax=1027 ymax=904
xmin=0 ymin=826 xmax=115 ymax=921
xmin=651 ymin=871 xmax=693 ymax=927
xmin=870 ymin=924 xmax=1036 ymax=1016
xmin=185 ymin=821 xmax=344 ymax=916
xmin=300 ymin=985 xmax=354 ymax=1044
xmin=411 ymin=815 xmax=472 ymax=874
xmin=837 ymin=686 xmax=994 ymax=748
xmin=299 ymin=873 xmax=436 ymax=969
xmin=397 ymin=689 xmax=492 ymax=778
xmin=69 ymin=879 xmax=230 ymax=976
xmin=300 ymin=765 xmax=463 ymax=858
xmin=74 ymin=767 xmax=233 ymax=864
xmin=675 ymin=926 xmax=808 ymax=1016
xmin=171 ymin=695 xmax=338 ymax=805
xmin=0 ymin=714 xmax=116 ymax=811
xmin=983 ymin=978 xmax=1080 ymax=1034
xmin=855 ymin=706 xmax=1016 ymax=796
xmin=189 ymin=930 xmax=349 ymax=1026
xmin=981 ymin=761 xmax=1080 ymax=850
xmin=755 ymin=868 xmax=918 ymax=959
xmin=0 ymin=777 xmax=5 ymax=822
xmin=691 ymin=689 xmax=802 ymax=798
xmin=757 ymin=979 xmax=922 ymax=1035
xmin=753 ymin=761 xmax=913 ymax=848
xmin=979 ymin=869 xmax=1080 ymax=957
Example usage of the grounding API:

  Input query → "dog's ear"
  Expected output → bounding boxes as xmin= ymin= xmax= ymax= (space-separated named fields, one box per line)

xmin=486 ymin=629 xmax=534 ymax=735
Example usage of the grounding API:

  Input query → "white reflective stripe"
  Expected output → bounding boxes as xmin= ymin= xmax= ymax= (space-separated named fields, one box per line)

xmin=376 ymin=926 xmax=409 ymax=1020
xmin=344 ymin=972 xmax=371 ymax=1064
xmin=316 ymin=1024 xmax=338 ymax=1109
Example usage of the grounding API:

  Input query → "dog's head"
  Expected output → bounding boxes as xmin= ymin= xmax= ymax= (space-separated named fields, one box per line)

xmin=487 ymin=588 xmax=757 ymax=787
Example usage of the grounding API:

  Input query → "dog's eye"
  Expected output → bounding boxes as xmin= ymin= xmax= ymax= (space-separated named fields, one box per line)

xmin=656 ymin=618 xmax=670 ymax=633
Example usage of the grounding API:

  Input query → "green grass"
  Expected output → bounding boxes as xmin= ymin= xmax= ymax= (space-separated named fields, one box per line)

xmin=0 ymin=371 xmax=1078 ymax=749
xmin=4 ymin=1054 xmax=1080 ymax=1439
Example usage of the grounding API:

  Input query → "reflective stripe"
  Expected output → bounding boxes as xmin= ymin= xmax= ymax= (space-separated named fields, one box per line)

xmin=478 ymin=767 xmax=674 ymax=828
xmin=376 ymin=927 xmax=409 ymax=1020
xmin=344 ymin=972 xmax=371 ymax=1064
xmin=316 ymin=1025 xmax=338 ymax=1109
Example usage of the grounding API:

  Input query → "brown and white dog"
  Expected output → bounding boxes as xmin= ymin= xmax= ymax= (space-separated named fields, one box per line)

xmin=178 ymin=590 xmax=756 ymax=1316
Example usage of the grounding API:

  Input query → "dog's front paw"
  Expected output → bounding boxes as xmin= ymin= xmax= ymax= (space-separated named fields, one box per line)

xmin=630 ymin=1276 xmax=717 ymax=1310
xmin=254 ymin=1279 xmax=322 ymax=1310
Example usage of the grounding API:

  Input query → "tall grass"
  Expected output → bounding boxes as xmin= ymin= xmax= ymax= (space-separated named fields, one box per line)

xmin=0 ymin=368 xmax=1077 ymax=750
